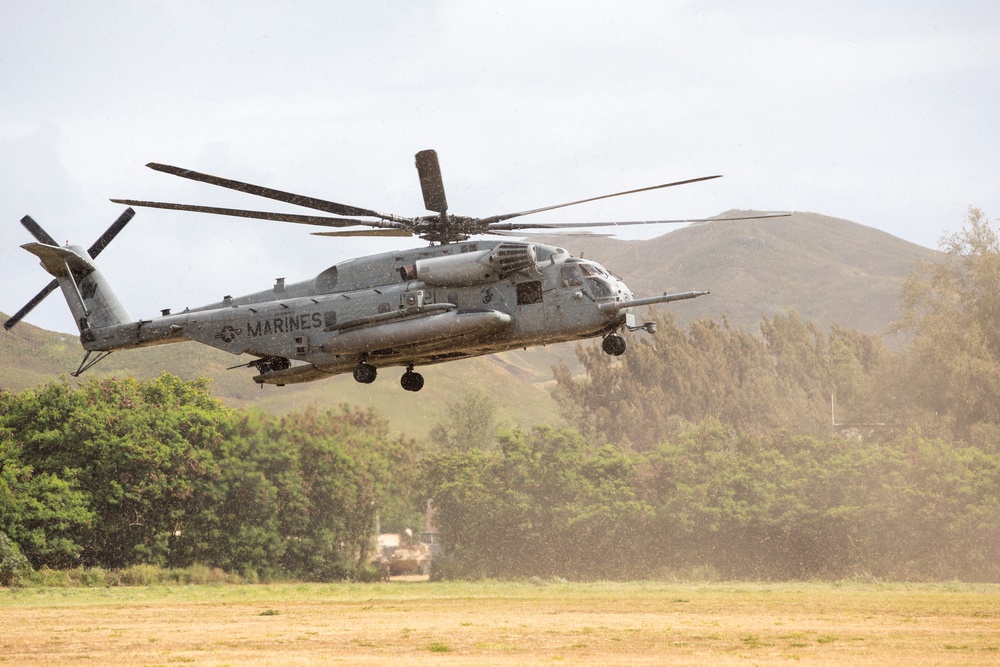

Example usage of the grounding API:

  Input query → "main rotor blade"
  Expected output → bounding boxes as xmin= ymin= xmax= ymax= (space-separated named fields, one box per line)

xmin=145 ymin=163 xmax=411 ymax=223
xmin=479 ymin=175 xmax=724 ymax=225
xmin=3 ymin=279 xmax=58 ymax=330
xmin=488 ymin=211 xmax=791 ymax=231
xmin=20 ymin=215 xmax=58 ymax=246
xmin=311 ymin=229 xmax=415 ymax=237
xmin=415 ymin=149 xmax=448 ymax=214
xmin=87 ymin=207 xmax=134 ymax=258
xmin=109 ymin=199 xmax=402 ymax=230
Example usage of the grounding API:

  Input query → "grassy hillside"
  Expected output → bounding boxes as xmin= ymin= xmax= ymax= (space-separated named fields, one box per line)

xmin=1 ymin=212 xmax=942 ymax=437
xmin=0 ymin=316 xmax=565 ymax=440
xmin=543 ymin=211 xmax=942 ymax=337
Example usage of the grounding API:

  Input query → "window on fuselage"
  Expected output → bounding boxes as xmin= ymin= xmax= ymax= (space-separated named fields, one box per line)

xmin=516 ymin=281 xmax=543 ymax=305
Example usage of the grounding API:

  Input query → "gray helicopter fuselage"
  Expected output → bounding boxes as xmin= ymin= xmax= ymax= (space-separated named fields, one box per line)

xmin=83 ymin=240 xmax=635 ymax=384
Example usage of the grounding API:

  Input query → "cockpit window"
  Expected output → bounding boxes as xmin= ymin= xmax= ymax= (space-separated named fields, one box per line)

xmin=560 ymin=265 xmax=582 ymax=287
xmin=588 ymin=278 xmax=615 ymax=298
xmin=579 ymin=262 xmax=609 ymax=278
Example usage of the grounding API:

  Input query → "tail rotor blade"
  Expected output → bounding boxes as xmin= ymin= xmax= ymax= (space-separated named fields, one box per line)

xmin=20 ymin=215 xmax=58 ymax=246
xmin=87 ymin=207 xmax=135 ymax=258
xmin=5 ymin=207 xmax=135 ymax=330
xmin=415 ymin=149 xmax=448 ymax=214
xmin=6 ymin=215 xmax=60 ymax=330
xmin=3 ymin=279 xmax=59 ymax=330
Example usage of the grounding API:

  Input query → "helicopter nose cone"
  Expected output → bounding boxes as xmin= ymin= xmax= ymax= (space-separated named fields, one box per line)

xmin=620 ymin=281 xmax=633 ymax=301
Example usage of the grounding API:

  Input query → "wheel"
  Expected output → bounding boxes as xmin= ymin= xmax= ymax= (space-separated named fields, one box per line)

xmin=401 ymin=370 xmax=425 ymax=392
xmin=602 ymin=333 xmax=627 ymax=356
xmin=352 ymin=362 xmax=377 ymax=384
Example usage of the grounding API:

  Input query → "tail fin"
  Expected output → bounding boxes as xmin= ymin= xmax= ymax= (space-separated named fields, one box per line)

xmin=20 ymin=243 xmax=133 ymax=338
xmin=4 ymin=208 xmax=134 ymax=331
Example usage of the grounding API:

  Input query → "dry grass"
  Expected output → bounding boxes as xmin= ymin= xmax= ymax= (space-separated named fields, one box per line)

xmin=1 ymin=579 xmax=998 ymax=665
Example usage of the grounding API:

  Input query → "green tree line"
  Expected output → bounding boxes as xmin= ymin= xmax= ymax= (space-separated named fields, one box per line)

xmin=420 ymin=422 xmax=1000 ymax=580
xmin=0 ymin=375 xmax=420 ymax=581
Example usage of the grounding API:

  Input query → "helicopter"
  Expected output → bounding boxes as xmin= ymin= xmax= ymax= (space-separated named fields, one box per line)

xmin=5 ymin=150 xmax=786 ymax=391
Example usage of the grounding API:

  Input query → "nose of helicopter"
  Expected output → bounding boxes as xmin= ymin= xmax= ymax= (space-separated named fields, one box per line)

xmin=603 ymin=272 xmax=633 ymax=309
xmin=617 ymin=278 xmax=634 ymax=302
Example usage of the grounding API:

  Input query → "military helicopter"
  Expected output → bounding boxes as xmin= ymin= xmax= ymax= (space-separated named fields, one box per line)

xmin=5 ymin=150 xmax=785 ymax=390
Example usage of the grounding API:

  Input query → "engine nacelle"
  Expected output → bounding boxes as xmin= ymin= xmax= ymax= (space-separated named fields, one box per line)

xmin=399 ymin=243 xmax=537 ymax=287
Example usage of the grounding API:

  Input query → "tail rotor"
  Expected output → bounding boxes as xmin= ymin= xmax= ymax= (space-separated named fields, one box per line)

xmin=3 ymin=207 xmax=135 ymax=330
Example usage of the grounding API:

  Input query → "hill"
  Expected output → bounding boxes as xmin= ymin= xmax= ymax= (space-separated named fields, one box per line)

xmin=541 ymin=211 xmax=942 ymax=337
xmin=0 ymin=317 xmax=567 ymax=440
xmin=1 ymin=212 xmax=942 ymax=438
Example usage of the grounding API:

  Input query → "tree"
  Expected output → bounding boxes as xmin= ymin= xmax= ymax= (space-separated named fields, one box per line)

xmin=896 ymin=208 xmax=1000 ymax=437
xmin=553 ymin=311 xmax=886 ymax=448
xmin=0 ymin=375 xmax=233 ymax=568
xmin=0 ymin=531 xmax=33 ymax=587
xmin=262 ymin=406 xmax=420 ymax=580
xmin=428 ymin=391 xmax=500 ymax=450
xmin=421 ymin=426 xmax=652 ymax=579
xmin=0 ymin=376 xmax=421 ymax=580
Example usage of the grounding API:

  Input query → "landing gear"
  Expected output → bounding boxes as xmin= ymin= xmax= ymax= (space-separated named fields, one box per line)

xmin=602 ymin=333 xmax=627 ymax=356
xmin=401 ymin=365 xmax=424 ymax=392
xmin=353 ymin=361 xmax=378 ymax=384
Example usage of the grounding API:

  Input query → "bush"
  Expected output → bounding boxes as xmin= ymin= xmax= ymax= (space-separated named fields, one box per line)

xmin=118 ymin=564 xmax=163 ymax=586
xmin=172 ymin=564 xmax=235 ymax=585
xmin=0 ymin=532 xmax=33 ymax=587
xmin=352 ymin=563 xmax=385 ymax=583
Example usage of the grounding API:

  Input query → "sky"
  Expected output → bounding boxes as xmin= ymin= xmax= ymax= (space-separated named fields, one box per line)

xmin=2 ymin=0 xmax=998 ymax=334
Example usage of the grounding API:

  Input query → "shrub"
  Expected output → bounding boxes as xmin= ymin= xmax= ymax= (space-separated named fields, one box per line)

xmin=119 ymin=563 xmax=163 ymax=586
xmin=352 ymin=563 xmax=384 ymax=583
xmin=173 ymin=564 xmax=234 ymax=585
xmin=0 ymin=532 xmax=33 ymax=587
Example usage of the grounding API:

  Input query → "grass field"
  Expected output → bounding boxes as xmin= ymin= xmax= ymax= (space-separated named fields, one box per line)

xmin=1 ymin=579 xmax=998 ymax=665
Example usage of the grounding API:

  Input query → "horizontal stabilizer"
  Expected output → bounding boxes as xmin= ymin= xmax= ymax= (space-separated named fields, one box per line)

xmin=22 ymin=243 xmax=97 ymax=279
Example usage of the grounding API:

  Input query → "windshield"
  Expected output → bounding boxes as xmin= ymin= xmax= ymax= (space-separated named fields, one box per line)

xmin=588 ymin=277 xmax=615 ymax=298
xmin=579 ymin=262 xmax=609 ymax=278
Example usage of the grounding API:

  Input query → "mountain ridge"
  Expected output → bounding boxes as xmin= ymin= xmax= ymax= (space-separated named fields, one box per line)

xmin=1 ymin=212 xmax=943 ymax=438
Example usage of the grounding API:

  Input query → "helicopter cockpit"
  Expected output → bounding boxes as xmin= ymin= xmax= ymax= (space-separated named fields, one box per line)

xmin=560 ymin=260 xmax=631 ymax=302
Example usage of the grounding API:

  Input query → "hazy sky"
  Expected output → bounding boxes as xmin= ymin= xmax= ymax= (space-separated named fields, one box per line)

xmin=3 ymin=1 xmax=998 ymax=333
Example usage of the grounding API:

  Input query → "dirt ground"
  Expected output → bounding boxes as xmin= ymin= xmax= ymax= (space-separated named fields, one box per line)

xmin=1 ymin=580 xmax=998 ymax=666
